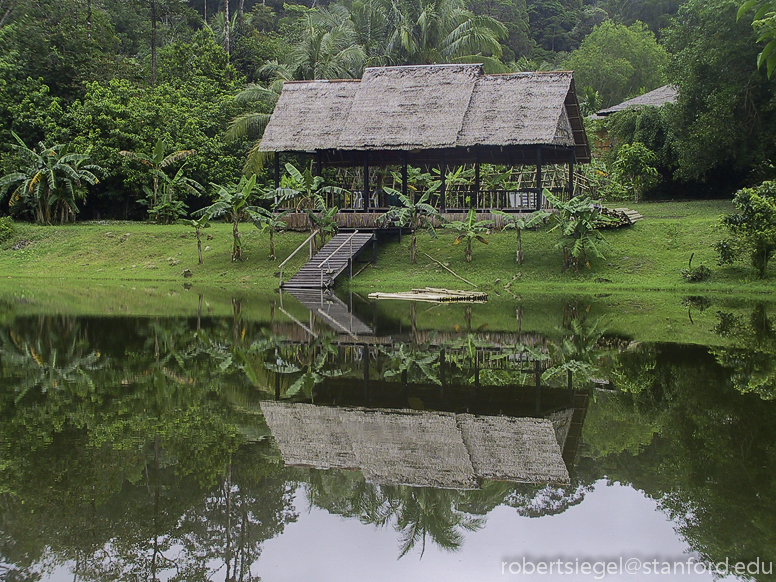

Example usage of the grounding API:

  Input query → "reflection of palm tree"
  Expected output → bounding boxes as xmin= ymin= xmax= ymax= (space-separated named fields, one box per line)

xmin=0 ymin=323 xmax=105 ymax=403
xmin=389 ymin=486 xmax=486 ymax=558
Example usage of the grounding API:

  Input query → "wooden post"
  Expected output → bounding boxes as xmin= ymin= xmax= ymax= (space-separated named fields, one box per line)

xmin=274 ymin=153 xmax=280 ymax=190
xmin=440 ymin=152 xmax=446 ymax=212
xmin=568 ymin=151 xmax=575 ymax=200
xmin=474 ymin=153 xmax=480 ymax=210
xmin=402 ymin=151 xmax=408 ymax=200
xmin=536 ymin=146 xmax=543 ymax=211
xmin=316 ymin=151 xmax=322 ymax=177
xmin=363 ymin=152 xmax=370 ymax=211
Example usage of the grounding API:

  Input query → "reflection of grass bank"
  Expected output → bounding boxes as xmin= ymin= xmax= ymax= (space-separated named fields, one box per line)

xmin=0 ymin=201 xmax=770 ymax=293
xmin=0 ymin=280 xmax=770 ymax=346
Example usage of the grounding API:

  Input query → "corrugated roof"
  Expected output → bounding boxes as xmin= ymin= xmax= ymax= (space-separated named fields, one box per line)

xmin=259 ymin=64 xmax=589 ymax=161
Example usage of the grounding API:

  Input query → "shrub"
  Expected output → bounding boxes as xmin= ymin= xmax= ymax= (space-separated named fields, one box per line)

xmin=0 ymin=217 xmax=14 ymax=243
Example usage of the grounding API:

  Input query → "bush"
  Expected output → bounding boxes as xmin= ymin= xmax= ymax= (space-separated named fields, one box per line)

xmin=715 ymin=181 xmax=776 ymax=278
xmin=0 ymin=217 xmax=14 ymax=243
xmin=680 ymin=253 xmax=711 ymax=282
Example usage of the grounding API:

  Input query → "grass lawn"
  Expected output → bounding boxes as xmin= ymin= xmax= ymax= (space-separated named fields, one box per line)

xmin=0 ymin=200 xmax=772 ymax=296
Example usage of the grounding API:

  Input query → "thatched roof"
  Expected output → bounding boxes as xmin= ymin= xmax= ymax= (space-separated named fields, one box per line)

xmin=595 ymin=85 xmax=678 ymax=117
xmin=260 ymin=64 xmax=590 ymax=164
xmin=260 ymin=80 xmax=359 ymax=152
xmin=261 ymin=401 xmax=570 ymax=488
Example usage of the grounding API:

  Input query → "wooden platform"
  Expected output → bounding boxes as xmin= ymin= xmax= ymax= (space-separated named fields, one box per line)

xmin=282 ymin=231 xmax=374 ymax=289
xmin=368 ymin=287 xmax=488 ymax=303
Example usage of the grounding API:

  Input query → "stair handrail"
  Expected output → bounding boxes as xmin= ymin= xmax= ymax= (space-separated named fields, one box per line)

xmin=278 ymin=230 xmax=320 ymax=287
xmin=317 ymin=230 xmax=360 ymax=269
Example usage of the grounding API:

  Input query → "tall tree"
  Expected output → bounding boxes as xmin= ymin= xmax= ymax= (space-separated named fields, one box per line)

xmin=664 ymin=0 xmax=776 ymax=183
xmin=563 ymin=20 xmax=668 ymax=108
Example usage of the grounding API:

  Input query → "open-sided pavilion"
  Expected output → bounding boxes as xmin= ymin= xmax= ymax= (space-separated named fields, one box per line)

xmin=259 ymin=63 xmax=591 ymax=223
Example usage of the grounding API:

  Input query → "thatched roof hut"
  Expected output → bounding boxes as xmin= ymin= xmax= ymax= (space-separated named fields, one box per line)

xmin=259 ymin=64 xmax=590 ymax=166
xmin=594 ymin=85 xmax=678 ymax=117
xmin=261 ymin=401 xmax=571 ymax=489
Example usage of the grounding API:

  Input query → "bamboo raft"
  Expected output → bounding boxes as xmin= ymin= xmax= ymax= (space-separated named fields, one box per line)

xmin=368 ymin=287 xmax=488 ymax=303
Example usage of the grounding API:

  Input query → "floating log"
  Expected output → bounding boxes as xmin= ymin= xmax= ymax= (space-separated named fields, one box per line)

xmin=368 ymin=287 xmax=488 ymax=303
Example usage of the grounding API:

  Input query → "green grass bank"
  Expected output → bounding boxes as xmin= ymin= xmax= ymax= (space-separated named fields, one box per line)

xmin=0 ymin=200 xmax=772 ymax=295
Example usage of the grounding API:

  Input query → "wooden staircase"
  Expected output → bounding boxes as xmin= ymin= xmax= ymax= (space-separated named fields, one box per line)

xmin=281 ymin=231 xmax=374 ymax=289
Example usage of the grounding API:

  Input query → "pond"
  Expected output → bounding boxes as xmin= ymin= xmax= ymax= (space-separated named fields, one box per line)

xmin=0 ymin=288 xmax=774 ymax=581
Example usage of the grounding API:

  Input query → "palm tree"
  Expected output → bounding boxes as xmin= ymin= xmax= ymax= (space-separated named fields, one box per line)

xmin=119 ymin=137 xmax=195 ymax=209
xmin=386 ymin=0 xmax=508 ymax=70
xmin=0 ymin=132 xmax=102 ymax=225
xmin=286 ymin=8 xmax=367 ymax=80
xmin=444 ymin=208 xmax=493 ymax=262
xmin=380 ymin=185 xmax=442 ymax=263
xmin=225 ymin=63 xmax=292 ymax=175
xmin=195 ymin=175 xmax=261 ymax=261
xmin=492 ymin=209 xmax=550 ymax=265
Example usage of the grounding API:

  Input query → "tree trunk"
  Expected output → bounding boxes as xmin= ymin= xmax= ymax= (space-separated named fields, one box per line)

xmin=517 ymin=229 xmax=523 ymax=265
xmin=239 ymin=0 xmax=245 ymax=17
xmin=269 ymin=229 xmax=275 ymax=260
xmin=410 ymin=231 xmax=417 ymax=264
xmin=224 ymin=0 xmax=230 ymax=55
xmin=465 ymin=239 xmax=472 ymax=262
xmin=86 ymin=0 xmax=92 ymax=40
xmin=232 ymin=217 xmax=241 ymax=261
xmin=151 ymin=0 xmax=157 ymax=86
xmin=196 ymin=228 xmax=203 ymax=264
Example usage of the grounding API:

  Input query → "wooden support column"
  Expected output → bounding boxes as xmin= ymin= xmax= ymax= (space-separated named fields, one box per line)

xmin=363 ymin=152 xmax=370 ymax=211
xmin=315 ymin=151 xmax=322 ymax=177
xmin=274 ymin=152 xmax=280 ymax=189
xmin=440 ymin=152 xmax=446 ymax=212
xmin=474 ymin=152 xmax=480 ymax=210
xmin=568 ymin=151 xmax=575 ymax=200
xmin=402 ymin=151 xmax=409 ymax=200
xmin=536 ymin=146 xmax=543 ymax=211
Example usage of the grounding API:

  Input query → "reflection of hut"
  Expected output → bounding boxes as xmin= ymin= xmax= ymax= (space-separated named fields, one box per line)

xmin=261 ymin=402 xmax=571 ymax=489
xmin=259 ymin=64 xmax=590 ymax=222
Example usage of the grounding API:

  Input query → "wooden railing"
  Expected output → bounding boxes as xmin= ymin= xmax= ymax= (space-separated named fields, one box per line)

xmin=277 ymin=230 xmax=319 ymax=287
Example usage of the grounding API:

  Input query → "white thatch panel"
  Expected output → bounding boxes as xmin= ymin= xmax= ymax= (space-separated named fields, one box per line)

xmin=459 ymin=415 xmax=569 ymax=485
xmin=260 ymin=80 xmax=359 ymax=152
xmin=457 ymin=72 xmax=573 ymax=147
xmin=339 ymin=64 xmax=480 ymax=150
xmin=345 ymin=408 xmax=479 ymax=490
xmin=260 ymin=401 xmax=358 ymax=470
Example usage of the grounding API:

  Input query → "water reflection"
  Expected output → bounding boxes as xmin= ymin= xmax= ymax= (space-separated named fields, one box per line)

xmin=0 ymin=298 xmax=774 ymax=580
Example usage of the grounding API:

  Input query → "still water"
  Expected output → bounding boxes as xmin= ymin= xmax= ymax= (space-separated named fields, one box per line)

xmin=1 ymin=289 xmax=774 ymax=581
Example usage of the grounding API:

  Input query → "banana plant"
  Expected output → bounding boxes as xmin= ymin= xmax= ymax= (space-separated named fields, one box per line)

xmin=444 ymin=208 xmax=493 ymax=262
xmin=492 ymin=209 xmax=550 ymax=264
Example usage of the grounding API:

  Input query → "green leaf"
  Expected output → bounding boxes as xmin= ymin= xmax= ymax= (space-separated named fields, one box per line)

xmin=737 ymin=0 xmax=757 ymax=23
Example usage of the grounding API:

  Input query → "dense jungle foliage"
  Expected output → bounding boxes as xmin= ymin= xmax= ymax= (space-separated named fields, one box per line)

xmin=0 ymin=0 xmax=775 ymax=221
